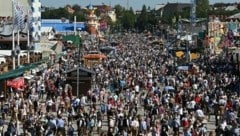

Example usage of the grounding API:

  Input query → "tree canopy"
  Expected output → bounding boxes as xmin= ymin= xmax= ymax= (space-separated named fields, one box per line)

xmin=41 ymin=2 xmax=240 ymax=32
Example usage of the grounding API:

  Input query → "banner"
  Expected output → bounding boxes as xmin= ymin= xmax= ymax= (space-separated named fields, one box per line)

xmin=7 ymin=77 xmax=25 ymax=90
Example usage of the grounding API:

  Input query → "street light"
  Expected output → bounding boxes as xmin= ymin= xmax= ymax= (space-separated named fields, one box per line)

xmin=16 ymin=44 xmax=21 ymax=66
xmin=11 ymin=41 xmax=20 ymax=70
xmin=232 ymin=51 xmax=240 ymax=75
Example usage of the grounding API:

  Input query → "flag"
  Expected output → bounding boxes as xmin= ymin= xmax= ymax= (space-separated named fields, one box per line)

xmin=18 ymin=4 xmax=25 ymax=29
xmin=27 ymin=8 xmax=33 ymax=29
xmin=12 ymin=0 xmax=25 ymax=29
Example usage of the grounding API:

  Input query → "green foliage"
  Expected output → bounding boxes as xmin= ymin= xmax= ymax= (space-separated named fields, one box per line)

xmin=42 ymin=7 xmax=68 ymax=19
xmin=41 ymin=2 xmax=240 ymax=33
xmin=136 ymin=5 xmax=149 ymax=31
xmin=196 ymin=0 xmax=210 ymax=18
xmin=42 ymin=5 xmax=86 ymax=22
xmin=114 ymin=4 xmax=126 ymax=19
xmin=121 ymin=8 xmax=136 ymax=29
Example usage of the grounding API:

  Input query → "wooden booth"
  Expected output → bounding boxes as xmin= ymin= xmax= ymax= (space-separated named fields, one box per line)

xmin=83 ymin=53 xmax=107 ymax=68
xmin=65 ymin=66 xmax=95 ymax=96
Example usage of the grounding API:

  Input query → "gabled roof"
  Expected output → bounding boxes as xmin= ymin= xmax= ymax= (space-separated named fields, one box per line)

xmin=228 ymin=13 xmax=240 ymax=19
xmin=155 ymin=4 xmax=165 ymax=10
xmin=166 ymin=3 xmax=191 ymax=9
xmin=65 ymin=66 xmax=95 ymax=75
xmin=225 ymin=5 xmax=237 ymax=11
xmin=163 ymin=3 xmax=191 ymax=13
xmin=94 ymin=5 xmax=112 ymax=12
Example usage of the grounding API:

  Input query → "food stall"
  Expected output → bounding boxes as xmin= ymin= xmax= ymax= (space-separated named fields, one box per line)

xmin=83 ymin=52 xmax=107 ymax=68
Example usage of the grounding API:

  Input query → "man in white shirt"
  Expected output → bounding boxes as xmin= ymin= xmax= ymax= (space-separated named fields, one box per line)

xmin=131 ymin=118 xmax=139 ymax=136
xmin=135 ymin=85 xmax=140 ymax=94
xmin=195 ymin=108 xmax=205 ymax=119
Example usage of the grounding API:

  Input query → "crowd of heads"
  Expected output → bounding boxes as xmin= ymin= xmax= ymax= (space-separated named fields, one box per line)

xmin=0 ymin=32 xmax=239 ymax=136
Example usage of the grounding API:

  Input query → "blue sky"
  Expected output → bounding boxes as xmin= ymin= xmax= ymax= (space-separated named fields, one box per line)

xmin=41 ymin=0 xmax=237 ymax=10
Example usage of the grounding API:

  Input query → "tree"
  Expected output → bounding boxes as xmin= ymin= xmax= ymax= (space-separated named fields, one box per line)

xmin=136 ymin=5 xmax=148 ymax=31
xmin=42 ymin=7 xmax=69 ymax=19
xmin=42 ymin=6 xmax=86 ymax=22
xmin=114 ymin=4 xmax=125 ymax=19
xmin=121 ymin=7 xmax=136 ymax=30
xmin=72 ymin=4 xmax=81 ymax=11
xmin=196 ymin=0 xmax=210 ymax=18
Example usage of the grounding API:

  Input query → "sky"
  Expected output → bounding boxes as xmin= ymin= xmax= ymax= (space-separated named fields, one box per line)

xmin=41 ymin=0 xmax=238 ymax=10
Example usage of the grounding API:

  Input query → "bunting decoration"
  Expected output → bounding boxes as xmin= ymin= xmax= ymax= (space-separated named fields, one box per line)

xmin=12 ymin=0 xmax=26 ymax=30
xmin=27 ymin=8 xmax=33 ymax=29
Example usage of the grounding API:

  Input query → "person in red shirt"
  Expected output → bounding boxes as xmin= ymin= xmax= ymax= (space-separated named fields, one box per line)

xmin=194 ymin=94 xmax=201 ymax=104
xmin=226 ymin=99 xmax=232 ymax=110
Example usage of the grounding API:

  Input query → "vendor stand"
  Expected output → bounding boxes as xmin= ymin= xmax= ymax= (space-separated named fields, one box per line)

xmin=83 ymin=53 xmax=107 ymax=68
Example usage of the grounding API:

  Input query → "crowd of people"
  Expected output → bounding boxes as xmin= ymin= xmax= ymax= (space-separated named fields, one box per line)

xmin=0 ymin=32 xmax=239 ymax=136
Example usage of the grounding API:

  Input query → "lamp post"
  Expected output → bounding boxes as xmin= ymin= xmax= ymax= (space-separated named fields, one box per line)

xmin=12 ymin=30 xmax=16 ymax=70
xmin=16 ymin=44 xmax=21 ymax=66
xmin=77 ymin=38 xmax=80 ymax=98
xmin=17 ymin=29 xmax=21 ymax=67
xmin=237 ymin=53 xmax=240 ymax=76
xmin=76 ymin=19 xmax=80 ymax=97
xmin=27 ymin=30 xmax=30 ymax=63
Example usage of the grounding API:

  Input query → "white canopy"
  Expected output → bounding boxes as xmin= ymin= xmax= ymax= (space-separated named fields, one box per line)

xmin=0 ymin=57 xmax=5 ymax=63
xmin=177 ymin=66 xmax=189 ymax=71
xmin=41 ymin=27 xmax=54 ymax=33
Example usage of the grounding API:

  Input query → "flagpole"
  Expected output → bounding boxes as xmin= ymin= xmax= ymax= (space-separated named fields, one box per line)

xmin=12 ymin=0 xmax=16 ymax=70
xmin=27 ymin=29 xmax=30 ymax=63
xmin=74 ymin=16 xmax=77 ymax=35
xmin=12 ymin=30 xmax=16 ymax=70
xmin=27 ymin=8 xmax=30 ymax=64
xmin=17 ymin=30 xmax=20 ymax=66
xmin=75 ymin=15 xmax=80 ymax=97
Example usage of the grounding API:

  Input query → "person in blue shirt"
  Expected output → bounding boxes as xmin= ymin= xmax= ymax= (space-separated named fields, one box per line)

xmin=48 ymin=115 xmax=57 ymax=135
xmin=56 ymin=115 xmax=65 ymax=136
xmin=67 ymin=123 xmax=74 ymax=136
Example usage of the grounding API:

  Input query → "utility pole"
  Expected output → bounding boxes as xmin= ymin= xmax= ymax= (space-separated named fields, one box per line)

xmin=190 ymin=0 xmax=196 ymax=27
xmin=127 ymin=0 xmax=129 ymax=10
xmin=75 ymin=16 xmax=80 ymax=97
xmin=186 ymin=0 xmax=196 ymax=63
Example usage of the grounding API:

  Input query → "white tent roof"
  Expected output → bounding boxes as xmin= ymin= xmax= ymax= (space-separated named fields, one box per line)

xmin=228 ymin=13 xmax=240 ymax=19
xmin=0 ymin=57 xmax=5 ymax=63
xmin=41 ymin=27 xmax=54 ymax=33
xmin=180 ymin=35 xmax=192 ymax=41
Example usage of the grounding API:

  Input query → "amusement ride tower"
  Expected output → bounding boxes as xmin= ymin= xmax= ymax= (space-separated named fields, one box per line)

xmin=84 ymin=4 xmax=100 ymax=37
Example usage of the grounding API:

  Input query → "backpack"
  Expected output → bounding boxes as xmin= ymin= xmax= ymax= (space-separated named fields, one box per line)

xmin=172 ymin=120 xmax=179 ymax=128
xmin=100 ymin=104 xmax=106 ymax=113
xmin=68 ymin=126 xmax=74 ymax=135
xmin=90 ymin=118 xmax=95 ymax=127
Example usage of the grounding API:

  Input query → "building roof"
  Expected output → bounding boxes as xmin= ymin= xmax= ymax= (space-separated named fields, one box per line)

xmin=42 ymin=19 xmax=70 ymax=24
xmin=41 ymin=21 xmax=86 ymax=32
xmin=228 ymin=13 xmax=240 ymax=19
xmin=162 ymin=3 xmax=191 ymax=15
xmin=155 ymin=4 xmax=165 ymax=10
xmin=225 ymin=5 xmax=237 ymax=11
xmin=41 ymin=26 xmax=54 ymax=33
xmin=65 ymin=66 xmax=95 ymax=75
xmin=93 ymin=4 xmax=112 ymax=13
